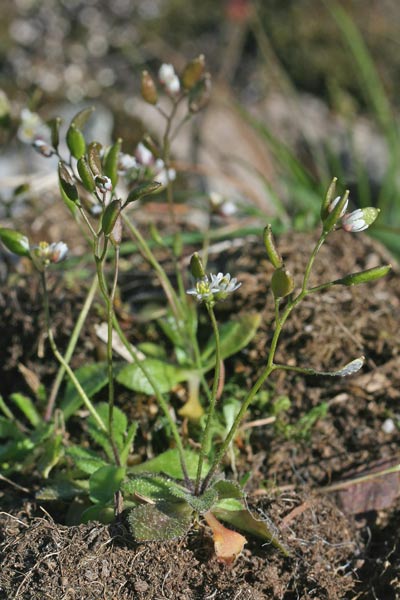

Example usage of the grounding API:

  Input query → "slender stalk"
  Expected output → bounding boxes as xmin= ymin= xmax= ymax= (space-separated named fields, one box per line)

xmin=111 ymin=316 xmax=191 ymax=487
xmin=41 ymin=272 xmax=106 ymax=432
xmin=44 ymin=274 xmax=98 ymax=421
xmin=195 ymin=305 xmax=221 ymax=494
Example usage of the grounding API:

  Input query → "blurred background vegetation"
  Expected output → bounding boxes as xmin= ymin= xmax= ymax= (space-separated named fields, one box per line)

xmin=1 ymin=0 xmax=400 ymax=254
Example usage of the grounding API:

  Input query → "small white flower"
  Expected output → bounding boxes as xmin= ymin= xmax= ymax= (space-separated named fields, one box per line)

xmin=17 ymin=108 xmax=47 ymax=144
xmin=158 ymin=63 xmax=180 ymax=96
xmin=135 ymin=142 xmax=154 ymax=166
xmin=328 ymin=195 xmax=348 ymax=218
xmin=187 ymin=272 xmax=241 ymax=305
xmin=158 ymin=63 xmax=176 ymax=85
xmin=48 ymin=241 xmax=68 ymax=263
xmin=342 ymin=209 xmax=369 ymax=232
xmin=118 ymin=152 xmax=138 ymax=174
xmin=154 ymin=159 xmax=176 ymax=186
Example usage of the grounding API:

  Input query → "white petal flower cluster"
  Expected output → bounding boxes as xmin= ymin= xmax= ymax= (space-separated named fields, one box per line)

xmin=17 ymin=108 xmax=48 ymax=144
xmin=158 ymin=63 xmax=181 ymax=96
xmin=31 ymin=241 xmax=68 ymax=270
xmin=126 ymin=143 xmax=176 ymax=187
xmin=187 ymin=272 xmax=241 ymax=305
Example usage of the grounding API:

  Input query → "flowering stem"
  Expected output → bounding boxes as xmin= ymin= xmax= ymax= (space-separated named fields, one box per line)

xmin=201 ymin=231 xmax=328 ymax=492
xmin=195 ymin=304 xmax=221 ymax=495
xmin=40 ymin=272 xmax=107 ymax=432
xmin=44 ymin=274 xmax=98 ymax=421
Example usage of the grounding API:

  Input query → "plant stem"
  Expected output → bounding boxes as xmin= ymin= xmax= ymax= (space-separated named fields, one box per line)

xmin=40 ymin=271 xmax=106 ymax=432
xmin=44 ymin=274 xmax=98 ymax=421
xmin=195 ymin=305 xmax=221 ymax=495
xmin=201 ymin=231 xmax=328 ymax=492
xmin=111 ymin=316 xmax=191 ymax=487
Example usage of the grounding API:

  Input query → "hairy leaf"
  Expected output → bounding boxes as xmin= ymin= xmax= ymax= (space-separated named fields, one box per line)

xmin=128 ymin=501 xmax=193 ymax=541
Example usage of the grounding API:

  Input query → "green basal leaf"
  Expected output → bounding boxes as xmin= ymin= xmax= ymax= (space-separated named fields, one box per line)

xmin=116 ymin=358 xmax=189 ymax=395
xmin=89 ymin=402 xmax=128 ymax=454
xmin=129 ymin=448 xmax=206 ymax=480
xmin=71 ymin=106 xmax=95 ymax=129
xmin=66 ymin=445 xmax=109 ymax=475
xmin=10 ymin=393 xmax=41 ymax=427
xmin=36 ymin=479 xmax=88 ymax=501
xmin=61 ymin=362 xmax=108 ymax=419
xmin=128 ymin=501 xmax=193 ymax=541
xmin=0 ymin=438 xmax=34 ymax=463
xmin=171 ymin=486 xmax=218 ymax=514
xmin=157 ymin=316 xmax=185 ymax=349
xmin=213 ymin=479 xmax=244 ymax=500
xmin=81 ymin=503 xmax=114 ymax=524
xmin=212 ymin=507 xmax=289 ymax=556
xmin=201 ymin=313 xmax=261 ymax=369
xmin=122 ymin=474 xmax=179 ymax=503
xmin=37 ymin=433 xmax=64 ymax=479
xmin=0 ymin=228 xmax=30 ymax=257
xmin=137 ymin=342 xmax=167 ymax=359
xmin=89 ymin=465 xmax=126 ymax=504
xmin=119 ymin=421 xmax=138 ymax=467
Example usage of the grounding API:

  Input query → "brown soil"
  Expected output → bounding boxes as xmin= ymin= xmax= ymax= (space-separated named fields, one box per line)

xmin=1 ymin=226 xmax=399 ymax=599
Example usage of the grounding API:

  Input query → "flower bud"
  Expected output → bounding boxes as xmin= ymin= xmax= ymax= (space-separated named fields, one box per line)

xmin=102 ymin=199 xmax=122 ymax=236
xmin=141 ymin=70 xmax=158 ymax=105
xmin=342 ymin=207 xmax=380 ymax=233
xmin=0 ymin=228 xmax=30 ymax=257
xmin=77 ymin=157 xmax=96 ymax=192
xmin=263 ymin=224 xmax=283 ymax=269
xmin=320 ymin=177 xmax=337 ymax=221
xmin=188 ymin=73 xmax=211 ymax=113
xmin=95 ymin=175 xmax=113 ymax=194
xmin=32 ymin=139 xmax=54 ymax=157
xmin=271 ymin=268 xmax=294 ymax=299
xmin=190 ymin=253 xmax=206 ymax=279
xmin=322 ymin=190 xmax=349 ymax=233
xmin=47 ymin=116 xmax=62 ymax=150
xmin=181 ymin=55 xmax=205 ymax=90
xmin=66 ymin=124 xmax=86 ymax=159
xmin=58 ymin=162 xmax=79 ymax=203
xmin=335 ymin=264 xmax=391 ymax=286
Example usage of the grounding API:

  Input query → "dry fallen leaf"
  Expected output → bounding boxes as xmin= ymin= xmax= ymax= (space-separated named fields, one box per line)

xmin=204 ymin=511 xmax=247 ymax=565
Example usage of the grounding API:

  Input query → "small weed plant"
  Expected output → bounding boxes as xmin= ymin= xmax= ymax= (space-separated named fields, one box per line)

xmin=0 ymin=57 xmax=391 ymax=562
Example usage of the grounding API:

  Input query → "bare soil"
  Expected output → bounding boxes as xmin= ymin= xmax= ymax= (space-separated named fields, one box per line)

xmin=1 ymin=227 xmax=399 ymax=599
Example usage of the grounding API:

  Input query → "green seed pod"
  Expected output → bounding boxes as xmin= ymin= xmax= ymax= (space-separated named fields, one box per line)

xmin=320 ymin=177 xmax=337 ymax=221
xmin=88 ymin=142 xmax=103 ymax=176
xmin=101 ymin=199 xmax=122 ymax=236
xmin=322 ymin=189 xmax=349 ymax=233
xmin=263 ymin=224 xmax=283 ymax=269
xmin=125 ymin=181 xmax=162 ymax=205
xmin=47 ymin=116 xmax=62 ymax=150
xmin=66 ymin=125 xmax=86 ymax=159
xmin=271 ymin=267 xmax=294 ymax=299
xmin=0 ymin=228 xmax=30 ymax=257
xmin=71 ymin=106 xmax=95 ymax=129
xmin=190 ymin=253 xmax=206 ymax=279
xmin=77 ymin=157 xmax=96 ymax=192
xmin=141 ymin=70 xmax=158 ymax=105
xmin=58 ymin=162 xmax=79 ymax=203
xmin=182 ymin=55 xmax=205 ymax=90
xmin=335 ymin=264 xmax=391 ymax=286
xmin=188 ymin=73 xmax=211 ymax=113
xmin=104 ymin=138 xmax=122 ymax=187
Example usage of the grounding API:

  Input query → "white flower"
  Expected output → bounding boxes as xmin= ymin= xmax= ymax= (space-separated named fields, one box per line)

xmin=158 ymin=63 xmax=180 ymax=96
xmin=48 ymin=241 xmax=68 ymax=263
xmin=187 ymin=272 xmax=241 ymax=305
xmin=32 ymin=138 xmax=54 ymax=157
xmin=328 ymin=195 xmax=348 ymax=218
xmin=135 ymin=142 xmax=154 ymax=166
xmin=153 ymin=159 xmax=176 ymax=186
xmin=17 ymin=108 xmax=47 ymax=144
xmin=118 ymin=152 xmax=138 ymax=174
xmin=31 ymin=241 xmax=68 ymax=270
